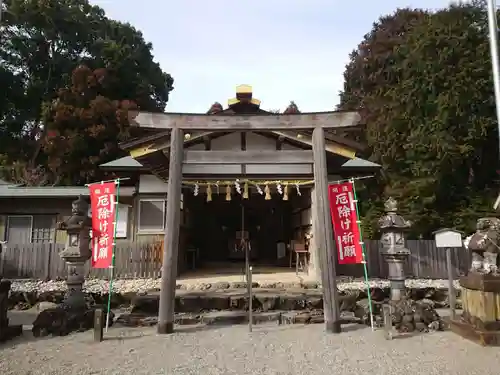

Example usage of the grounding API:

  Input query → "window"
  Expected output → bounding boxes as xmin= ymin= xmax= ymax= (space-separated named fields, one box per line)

xmin=88 ymin=204 xmax=129 ymax=238
xmin=137 ymin=199 xmax=166 ymax=233
xmin=31 ymin=215 xmax=56 ymax=243
xmin=6 ymin=216 xmax=33 ymax=243
xmin=5 ymin=215 xmax=56 ymax=243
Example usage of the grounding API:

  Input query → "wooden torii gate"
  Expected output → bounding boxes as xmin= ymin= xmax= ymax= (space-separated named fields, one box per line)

xmin=129 ymin=110 xmax=362 ymax=334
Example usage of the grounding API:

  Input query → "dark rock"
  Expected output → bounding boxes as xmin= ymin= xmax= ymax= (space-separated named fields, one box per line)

xmin=200 ymin=311 xmax=282 ymax=326
xmin=293 ymin=312 xmax=312 ymax=324
xmin=131 ymin=294 xmax=159 ymax=315
xmin=120 ymin=292 xmax=138 ymax=306
xmin=202 ymin=296 xmax=230 ymax=311
xmin=229 ymin=282 xmax=259 ymax=289
xmin=353 ymin=296 xmax=444 ymax=334
xmin=177 ymin=295 xmax=203 ymax=313
xmin=32 ymin=305 xmax=115 ymax=337
xmin=275 ymin=282 xmax=301 ymax=289
xmin=259 ymin=282 xmax=277 ymax=289
xmin=254 ymin=294 xmax=279 ymax=311
xmin=139 ymin=316 xmax=158 ymax=326
xmin=14 ymin=302 xmax=31 ymax=310
xmin=116 ymin=313 xmax=147 ymax=327
xmin=201 ymin=311 xmax=247 ymax=325
xmin=305 ymin=297 xmax=323 ymax=310
xmin=339 ymin=292 xmax=359 ymax=312
xmin=197 ymin=283 xmax=212 ymax=291
xmin=38 ymin=290 xmax=66 ymax=304
xmin=302 ymin=282 xmax=319 ymax=289
xmin=415 ymin=321 xmax=428 ymax=332
xmin=279 ymin=295 xmax=308 ymax=310
xmin=212 ymin=282 xmax=231 ymax=290
xmin=175 ymin=314 xmax=201 ymax=325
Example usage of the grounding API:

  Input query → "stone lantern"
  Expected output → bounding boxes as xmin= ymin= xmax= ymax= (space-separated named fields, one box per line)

xmin=58 ymin=195 xmax=92 ymax=309
xmin=378 ymin=197 xmax=412 ymax=301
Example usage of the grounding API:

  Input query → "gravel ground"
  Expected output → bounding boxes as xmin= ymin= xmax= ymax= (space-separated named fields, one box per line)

xmin=1 ymin=324 xmax=499 ymax=375
xmin=8 ymin=278 xmax=460 ymax=294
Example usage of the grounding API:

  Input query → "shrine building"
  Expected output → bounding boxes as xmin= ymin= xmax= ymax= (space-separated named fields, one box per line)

xmin=100 ymin=85 xmax=380 ymax=282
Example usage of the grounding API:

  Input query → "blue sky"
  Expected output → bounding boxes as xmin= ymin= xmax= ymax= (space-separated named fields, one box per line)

xmin=91 ymin=0 xmax=460 ymax=113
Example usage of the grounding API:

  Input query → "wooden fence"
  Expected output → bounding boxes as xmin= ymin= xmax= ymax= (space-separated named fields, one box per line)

xmin=0 ymin=240 xmax=471 ymax=280
xmin=336 ymin=240 xmax=471 ymax=279
xmin=0 ymin=242 xmax=163 ymax=280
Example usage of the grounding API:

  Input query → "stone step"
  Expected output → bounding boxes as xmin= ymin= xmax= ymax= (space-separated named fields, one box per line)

xmin=131 ymin=289 xmax=328 ymax=314
xmin=131 ymin=287 xmax=456 ymax=315
xmin=115 ymin=310 xmax=363 ymax=328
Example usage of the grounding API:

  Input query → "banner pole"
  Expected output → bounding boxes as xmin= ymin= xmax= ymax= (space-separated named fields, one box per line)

xmin=85 ymin=177 xmax=130 ymax=187
xmin=105 ymin=179 xmax=120 ymax=332
xmin=349 ymin=178 xmax=375 ymax=331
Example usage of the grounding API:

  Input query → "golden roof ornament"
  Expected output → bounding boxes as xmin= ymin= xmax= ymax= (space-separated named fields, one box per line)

xmin=228 ymin=84 xmax=261 ymax=108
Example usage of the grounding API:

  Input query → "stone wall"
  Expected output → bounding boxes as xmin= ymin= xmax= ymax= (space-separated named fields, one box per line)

xmin=8 ymin=284 xmax=461 ymax=313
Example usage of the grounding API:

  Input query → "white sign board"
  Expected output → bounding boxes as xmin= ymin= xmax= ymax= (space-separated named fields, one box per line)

xmin=434 ymin=230 xmax=462 ymax=248
xmin=115 ymin=204 xmax=129 ymax=238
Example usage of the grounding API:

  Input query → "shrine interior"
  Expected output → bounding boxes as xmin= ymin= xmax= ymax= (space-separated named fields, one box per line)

xmin=182 ymin=186 xmax=312 ymax=273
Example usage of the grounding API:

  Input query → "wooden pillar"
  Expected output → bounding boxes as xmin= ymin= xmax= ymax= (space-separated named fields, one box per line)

xmin=312 ymin=126 xmax=341 ymax=333
xmin=308 ymin=187 xmax=320 ymax=282
xmin=157 ymin=127 xmax=184 ymax=334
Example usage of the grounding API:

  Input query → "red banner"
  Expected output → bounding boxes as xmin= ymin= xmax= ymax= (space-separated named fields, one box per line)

xmin=89 ymin=182 xmax=116 ymax=269
xmin=328 ymin=182 xmax=363 ymax=264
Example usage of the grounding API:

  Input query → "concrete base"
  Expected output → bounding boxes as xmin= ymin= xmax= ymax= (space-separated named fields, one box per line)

xmin=450 ymin=318 xmax=500 ymax=346
xmin=450 ymin=273 xmax=500 ymax=346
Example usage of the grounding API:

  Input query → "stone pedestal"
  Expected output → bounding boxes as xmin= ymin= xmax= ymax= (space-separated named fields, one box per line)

xmin=0 ymin=280 xmax=23 ymax=342
xmin=60 ymin=250 xmax=89 ymax=309
xmin=450 ymin=273 xmax=500 ymax=346
xmin=383 ymin=252 xmax=410 ymax=301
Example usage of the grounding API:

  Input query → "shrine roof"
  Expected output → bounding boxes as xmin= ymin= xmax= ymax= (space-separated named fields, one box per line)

xmin=123 ymin=85 xmax=365 ymax=153
xmin=0 ymin=185 xmax=136 ymax=198
xmin=100 ymin=155 xmax=380 ymax=171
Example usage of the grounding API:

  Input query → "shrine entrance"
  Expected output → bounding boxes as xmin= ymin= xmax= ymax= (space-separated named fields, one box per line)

xmin=186 ymin=189 xmax=311 ymax=270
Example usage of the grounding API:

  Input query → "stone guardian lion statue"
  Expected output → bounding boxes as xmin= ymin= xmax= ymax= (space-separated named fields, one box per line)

xmin=465 ymin=217 xmax=500 ymax=274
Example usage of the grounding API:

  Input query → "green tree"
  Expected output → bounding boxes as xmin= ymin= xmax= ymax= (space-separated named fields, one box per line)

xmin=0 ymin=0 xmax=173 ymax=180
xmin=339 ymin=8 xmax=429 ymax=237
xmin=40 ymin=65 xmax=136 ymax=185
xmin=339 ymin=3 xmax=500 ymax=237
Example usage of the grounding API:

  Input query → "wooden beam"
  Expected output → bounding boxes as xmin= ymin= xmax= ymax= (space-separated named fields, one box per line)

xmin=130 ymin=111 xmax=361 ymax=130
xmin=182 ymin=150 xmax=313 ymax=164
xmin=245 ymin=164 xmax=312 ymax=175
xmin=272 ymin=131 xmax=356 ymax=159
xmin=183 ymin=164 xmax=242 ymax=174
xmin=312 ymin=126 xmax=341 ymax=334
xmin=157 ymin=127 xmax=183 ymax=335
